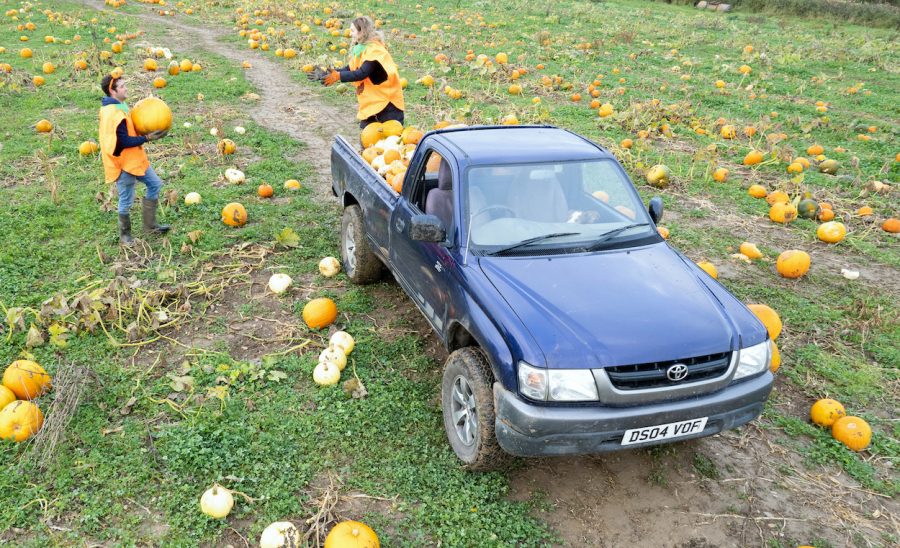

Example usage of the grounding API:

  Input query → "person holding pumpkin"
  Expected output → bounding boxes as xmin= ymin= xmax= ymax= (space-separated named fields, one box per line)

xmin=99 ymin=74 xmax=170 ymax=246
xmin=311 ymin=16 xmax=405 ymax=129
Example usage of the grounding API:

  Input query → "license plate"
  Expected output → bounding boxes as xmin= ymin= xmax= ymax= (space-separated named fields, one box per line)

xmin=621 ymin=417 xmax=708 ymax=446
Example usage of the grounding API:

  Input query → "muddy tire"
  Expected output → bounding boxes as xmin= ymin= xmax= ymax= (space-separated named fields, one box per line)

xmin=341 ymin=205 xmax=383 ymax=284
xmin=441 ymin=347 xmax=512 ymax=471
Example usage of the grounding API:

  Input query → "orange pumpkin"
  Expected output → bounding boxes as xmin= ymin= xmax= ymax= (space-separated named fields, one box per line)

xmin=818 ymin=208 xmax=835 ymax=222
xmin=221 ymin=202 xmax=247 ymax=227
xmin=747 ymin=304 xmax=782 ymax=340
xmin=74 ymin=59 xmax=88 ymax=70
xmin=2 ymin=360 xmax=52 ymax=400
xmin=743 ymin=150 xmax=764 ymax=166
xmin=401 ymin=127 xmax=423 ymax=145
xmin=0 ymin=386 xmax=16 ymax=410
xmin=168 ymin=61 xmax=180 ymax=75
xmin=657 ymin=226 xmax=669 ymax=239
xmin=0 ymin=400 xmax=44 ymax=442
xmin=257 ymin=184 xmax=274 ymax=198
xmin=747 ymin=185 xmax=767 ymax=199
xmin=856 ymin=206 xmax=873 ymax=217
xmin=712 ymin=168 xmax=728 ymax=182
xmin=153 ymin=77 xmax=167 ymax=88
xmin=776 ymin=250 xmax=810 ymax=278
xmin=719 ymin=125 xmax=736 ymax=139
xmin=739 ymin=242 xmax=763 ymax=259
xmin=769 ymin=202 xmax=797 ymax=224
xmin=831 ymin=416 xmax=871 ymax=452
xmin=79 ymin=141 xmax=99 ymax=156
xmin=284 ymin=179 xmax=301 ymax=190
xmin=324 ymin=520 xmax=380 ymax=548
xmin=816 ymin=221 xmax=846 ymax=243
xmin=766 ymin=190 xmax=790 ymax=205
xmin=218 ymin=139 xmax=237 ymax=155
xmin=361 ymin=123 xmax=384 ymax=148
xmin=696 ymin=261 xmax=718 ymax=279
xmin=806 ymin=144 xmax=824 ymax=156
xmin=130 ymin=97 xmax=172 ymax=135
xmin=382 ymin=120 xmax=403 ymax=138
xmin=302 ymin=298 xmax=338 ymax=329
xmin=810 ymin=399 xmax=845 ymax=427
xmin=769 ymin=341 xmax=781 ymax=373
xmin=143 ymin=58 xmax=158 ymax=71
xmin=882 ymin=218 xmax=900 ymax=233
xmin=388 ymin=171 xmax=404 ymax=193
xmin=35 ymin=119 xmax=53 ymax=133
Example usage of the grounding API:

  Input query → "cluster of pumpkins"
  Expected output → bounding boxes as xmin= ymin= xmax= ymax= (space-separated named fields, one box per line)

xmin=358 ymin=121 xmax=424 ymax=193
xmin=810 ymin=398 xmax=872 ymax=452
xmin=200 ymin=483 xmax=379 ymax=547
xmin=0 ymin=360 xmax=52 ymax=443
xmin=312 ymin=331 xmax=355 ymax=387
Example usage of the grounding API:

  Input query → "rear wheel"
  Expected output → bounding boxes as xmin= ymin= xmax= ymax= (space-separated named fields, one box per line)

xmin=341 ymin=205 xmax=383 ymax=284
xmin=441 ymin=347 xmax=511 ymax=471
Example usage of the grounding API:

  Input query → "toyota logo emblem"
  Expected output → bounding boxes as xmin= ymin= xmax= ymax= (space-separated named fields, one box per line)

xmin=666 ymin=364 xmax=689 ymax=382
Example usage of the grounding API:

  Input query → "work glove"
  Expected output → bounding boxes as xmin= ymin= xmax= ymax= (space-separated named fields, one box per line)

xmin=145 ymin=130 xmax=168 ymax=141
xmin=323 ymin=69 xmax=340 ymax=86
xmin=306 ymin=66 xmax=329 ymax=82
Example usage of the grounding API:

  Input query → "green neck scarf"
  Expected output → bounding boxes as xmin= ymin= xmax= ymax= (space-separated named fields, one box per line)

xmin=114 ymin=102 xmax=129 ymax=114
xmin=351 ymin=43 xmax=367 ymax=59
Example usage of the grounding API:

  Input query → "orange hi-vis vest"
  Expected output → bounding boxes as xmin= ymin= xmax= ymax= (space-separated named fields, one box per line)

xmin=98 ymin=103 xmax=149 ymax=183
xmin=348 ymin=41 xmax=405 ymax=120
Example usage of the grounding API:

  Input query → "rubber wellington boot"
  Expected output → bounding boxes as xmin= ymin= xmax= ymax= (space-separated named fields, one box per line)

xmin=118 ymin=214 xmax=134 ymax=246
xmin=142 ymin=198 xmax=171 ymax=234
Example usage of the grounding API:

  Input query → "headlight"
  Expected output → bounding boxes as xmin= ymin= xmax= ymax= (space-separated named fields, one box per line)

xmin=518 ymin=362 xmax=599 ymax=401
xmin=549 ymin=369 xmax=599 ymax=401
xmin=734 ymin=339 xmax=771 ymax=380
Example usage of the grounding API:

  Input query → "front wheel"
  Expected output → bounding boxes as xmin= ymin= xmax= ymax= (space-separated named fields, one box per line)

xmin=441 ymin=347 xmax=512 ymax=471
xmin=341 ymin=205 xmax=383 ymax=284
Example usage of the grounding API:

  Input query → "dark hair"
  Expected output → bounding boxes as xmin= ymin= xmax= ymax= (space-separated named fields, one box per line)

xmin=100 ymin=74 xmax=119 ymax=96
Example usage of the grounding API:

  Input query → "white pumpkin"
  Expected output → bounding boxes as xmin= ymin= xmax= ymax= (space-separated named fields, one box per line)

xmin=318 ymin=256 xmax=341 ymax=277
xmin=329 ymin=331 xmax=355 ymax=355
xmin=319 ymin=344 xmax=347 ymax=371
xmin=200 ymin=484 xmax=234 ymax=519
xmin=184 ymin=192 xmax=202 ymax=205
xmin=313 ymin=360 xmax=340 ymax=386
xmin=233 ymin=126 xmax=246 ymax=135
xmin=371 ymin=155 xmax=386 ymax=173
xmin=267 ymin=273 xmax=293 ymax=294
xmin=224 ymin=168 xmax=245 ymax=184
xmin=260 ymin=521 xmax=302 ymax=548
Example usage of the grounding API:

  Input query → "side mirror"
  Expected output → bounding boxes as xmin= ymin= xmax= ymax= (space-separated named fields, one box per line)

xmin=648 ymin=196 xmax=664 ymax=225
xmin=409 ymin=214 xmax=447 ymax=242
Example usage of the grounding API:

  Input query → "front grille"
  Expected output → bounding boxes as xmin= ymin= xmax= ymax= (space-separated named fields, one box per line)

xmin=605 ymin=352 xmax=731 ymax=390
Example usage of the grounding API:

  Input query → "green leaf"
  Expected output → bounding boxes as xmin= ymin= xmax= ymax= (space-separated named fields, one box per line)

xmin=275 ymin=227 xmax=300 ymax=248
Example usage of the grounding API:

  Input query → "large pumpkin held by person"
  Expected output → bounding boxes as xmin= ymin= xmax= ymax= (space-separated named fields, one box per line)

xmin=130 ymin=97 xmax=172 ymax=135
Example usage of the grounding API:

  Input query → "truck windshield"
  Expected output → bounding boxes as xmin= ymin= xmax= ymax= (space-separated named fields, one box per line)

xmin=466 ymin=159 xmax=655 ymax=252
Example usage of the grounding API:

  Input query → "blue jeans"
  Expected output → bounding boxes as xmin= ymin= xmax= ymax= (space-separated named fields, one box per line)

xmin=116 ymin=166 xmax=163 ymax=214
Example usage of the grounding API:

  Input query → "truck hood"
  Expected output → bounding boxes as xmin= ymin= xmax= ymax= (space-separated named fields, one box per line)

xmin=478 ymin=244 xmax=738 ymax=369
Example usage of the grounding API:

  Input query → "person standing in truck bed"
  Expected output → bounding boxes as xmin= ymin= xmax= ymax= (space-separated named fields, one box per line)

xmin=312 ymin=16 xmax=405 ymax=129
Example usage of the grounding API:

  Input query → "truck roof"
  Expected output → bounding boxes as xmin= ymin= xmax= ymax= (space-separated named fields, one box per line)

xmin=430 ymin=126 xmax=611 ymax=166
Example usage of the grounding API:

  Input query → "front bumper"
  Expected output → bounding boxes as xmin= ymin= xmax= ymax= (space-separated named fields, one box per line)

xmin=494 ymin=371 xmax=773 ymax=457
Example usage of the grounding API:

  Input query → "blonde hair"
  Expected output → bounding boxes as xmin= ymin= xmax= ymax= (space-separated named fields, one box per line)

xmin=350 ymin=16 xmax=384 ymax=46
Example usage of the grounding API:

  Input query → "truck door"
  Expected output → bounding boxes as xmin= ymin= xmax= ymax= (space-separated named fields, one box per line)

xmin=389 ymin=147 xmax=457 ymax=334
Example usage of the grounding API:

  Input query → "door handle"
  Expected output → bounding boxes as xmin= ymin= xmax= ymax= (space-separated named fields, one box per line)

xmin=395 ymin=218 xmax=405 ymax=233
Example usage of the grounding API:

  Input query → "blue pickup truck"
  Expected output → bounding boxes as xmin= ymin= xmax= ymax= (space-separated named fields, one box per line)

xmin=331 ymin=125 xmax=774 ymax=470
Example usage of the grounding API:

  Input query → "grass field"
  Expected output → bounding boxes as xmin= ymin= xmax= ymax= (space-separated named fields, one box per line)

xmin=0 ymin=0 xmax=897 ymax=546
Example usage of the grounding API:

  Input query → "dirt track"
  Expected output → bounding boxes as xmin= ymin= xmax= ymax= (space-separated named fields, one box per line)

xmin=81 ymin=2 xmax=899 ymax=545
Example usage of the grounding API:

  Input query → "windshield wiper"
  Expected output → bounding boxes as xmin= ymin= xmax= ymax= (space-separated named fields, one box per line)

xmin=486 ymin=232 xmax=579 ymax=256
xmin=584 ymin=223 xmax=650 ymax=252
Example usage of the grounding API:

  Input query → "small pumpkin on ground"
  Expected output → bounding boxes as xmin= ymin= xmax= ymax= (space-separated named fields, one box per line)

xmin=882 ymin=218 xmax=900 ymax=233
xmin=221 ymin=202 xmax=247 ymax=227
xmin=3 ymin=360 xmax=52 ymax=400
xmin=739 ymin=242 xmax=763 ymax=260
xmin=831 ymin=416 xmax=872 ymax=452
xmin=769 ymin=341 xmax=781 ymax=373
xmin=302 ymin=298 xmax=338 ymax=329
xmin=797 ymin=198 xmax=819 ymax=220
xmin=0 ymin=400 xmax=44 ymax=442
xmin=747 ymin=304 xmax=782 ymax=340
xmin=747 ymin=185 xmax=767 ymax=199
xmin=817 ymin=221 xmax=846 ymax=243
xmin=776 ymin=250 xmax=811 ymax=278
xmin=645 ymin=165 xmax=670 ymax=188
xmin=696 ymin=261 xmax=718 ymax=279
xmin=200 ymin=484 xmax=234 ymax=519
xmin=810 ymin=398 xmax=845 ymax=427
xmin=325 ymin=520 xmax=380 ymax=548
xmin=769 ymin=202 xmax=797 ymax=224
